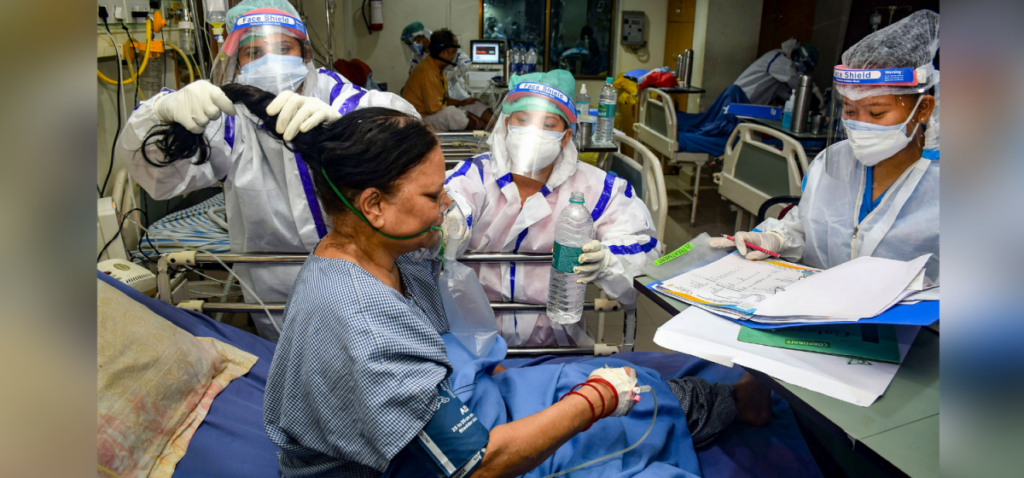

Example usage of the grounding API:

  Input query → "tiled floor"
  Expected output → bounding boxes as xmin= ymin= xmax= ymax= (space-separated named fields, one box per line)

xmin=586 ymin=166 xmax=739 ymax=352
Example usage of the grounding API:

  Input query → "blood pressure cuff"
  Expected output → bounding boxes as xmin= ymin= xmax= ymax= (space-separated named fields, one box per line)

xmin=382 ymin=383 xmax=489 ymax=478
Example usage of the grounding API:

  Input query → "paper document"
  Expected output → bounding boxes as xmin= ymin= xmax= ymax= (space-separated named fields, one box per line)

xmin=654 ymin=307 xmax=920 ymax=406
xmin=652 ymin=254 xmax=819 ymax=317
xmin=754 ymin=254 xmax=932 ymax=320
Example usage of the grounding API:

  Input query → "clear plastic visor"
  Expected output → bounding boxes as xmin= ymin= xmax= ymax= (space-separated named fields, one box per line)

xmin=210 ymin=26 xmax=312 ymax=88
xmin=823 ymin=82 xmax=929 ymax=180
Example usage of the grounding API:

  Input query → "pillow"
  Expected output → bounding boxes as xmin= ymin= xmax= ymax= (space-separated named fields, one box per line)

xmin=97 ymin=279 xmax=258 ymax=478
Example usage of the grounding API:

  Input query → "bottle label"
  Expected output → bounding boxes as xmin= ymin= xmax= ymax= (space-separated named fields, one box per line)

xmin=576 ymin=102 xmax=588 ymax=116
xmin=598 ymin=102 xmax=615 ymax=119
xmin=552 ymin=242 xmax=584 ymax=273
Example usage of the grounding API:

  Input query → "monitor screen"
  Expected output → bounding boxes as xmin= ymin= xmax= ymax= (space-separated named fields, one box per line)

xmin=471 ymin=40 xmax=503 ymax=64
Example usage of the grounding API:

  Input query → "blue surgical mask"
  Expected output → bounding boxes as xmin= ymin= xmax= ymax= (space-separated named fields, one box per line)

xmin=409 ymin=43 xmax=425 ymax=56
xmin=236 ymin=54 xmax=309 ymax=95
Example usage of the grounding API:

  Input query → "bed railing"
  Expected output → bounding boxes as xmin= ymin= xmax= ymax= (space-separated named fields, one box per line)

xmin=158 ymin=251 xmax=637 ymax=356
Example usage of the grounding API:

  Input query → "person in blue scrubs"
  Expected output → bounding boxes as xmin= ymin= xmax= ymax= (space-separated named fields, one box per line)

xmin=714 ymin=10 xmax=941 ymax=284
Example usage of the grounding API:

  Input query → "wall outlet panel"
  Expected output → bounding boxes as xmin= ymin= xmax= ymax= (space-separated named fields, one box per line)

xmin=621 ymin=11 xmax=647 ymax=46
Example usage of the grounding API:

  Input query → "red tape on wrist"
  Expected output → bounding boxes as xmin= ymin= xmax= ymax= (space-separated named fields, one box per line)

xmin=579 ymin=382 xmax=607 ymax=418
xmin=567 ymin=391 xmax=596 ymax=430
xmin=587 ymin=378 xmax=619 ymax=417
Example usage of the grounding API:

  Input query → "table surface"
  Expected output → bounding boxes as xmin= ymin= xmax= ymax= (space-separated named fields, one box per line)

xmin=634 ymin=275 xmax=939 ymax=477
xmin=741 ymin=116 xmax=831 ymax=141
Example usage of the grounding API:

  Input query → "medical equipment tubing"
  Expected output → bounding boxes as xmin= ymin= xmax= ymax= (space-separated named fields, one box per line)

xmin=541 ymin=385 xmax=656 ymax=478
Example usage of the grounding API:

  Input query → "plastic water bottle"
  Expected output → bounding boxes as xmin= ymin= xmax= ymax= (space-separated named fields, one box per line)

xmin=595 ymin=77 xmax=617 ymax=145
xmin=509 ymin=46 xmax=519 ymax=75
xmin=525 ymin=46 xmax=537 ymax=73
xmin=782 ymin=89 xmax=795 ymax=130
xmin=575 ymin=84 xmax=590 ymax=120
xmin=514 ymin=46 xmax=524 ymax=74
xmin=547 ymin=192 xmax=594 ymax=325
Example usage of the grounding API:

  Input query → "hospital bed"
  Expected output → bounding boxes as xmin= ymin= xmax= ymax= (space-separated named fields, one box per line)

xmin=715 ymin=123 xmax=808 ymax=232
xmin=439 ymin=131 xmax=491 ymax=167
xmin=158 ymin=251 xmax=635 ymax=356
xmin=100 ymin=270 xmax=822 ymax=478
xmin=158 ymin=134 xmax=668 ymax=357
xmin=634 ymin=88 xmax=717 ymax=226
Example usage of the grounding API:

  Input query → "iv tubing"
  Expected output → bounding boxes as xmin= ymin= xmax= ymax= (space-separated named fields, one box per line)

xmin=541 ymin=386 xmax=657 ymax=478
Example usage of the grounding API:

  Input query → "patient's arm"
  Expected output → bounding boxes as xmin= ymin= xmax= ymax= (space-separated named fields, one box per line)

xmin=469 ymin=367 xmax=628 ymax=478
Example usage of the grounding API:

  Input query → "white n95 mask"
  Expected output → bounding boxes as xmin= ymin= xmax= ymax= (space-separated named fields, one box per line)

xmin=843 ymin=95 xmax=924 ymax=166
xmin=505 ymin=125 xmax=566 ymax=179
xmin=236 ymin=54 xmax=309 ymax=95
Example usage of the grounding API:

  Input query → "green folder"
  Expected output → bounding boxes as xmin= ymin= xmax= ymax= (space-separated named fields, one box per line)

xmin=737 ymin=323 xmax=903 ymax=363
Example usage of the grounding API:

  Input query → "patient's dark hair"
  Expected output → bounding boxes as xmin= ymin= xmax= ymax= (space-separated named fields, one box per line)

xmin=140 ymin=84 xmax=439 ymax=217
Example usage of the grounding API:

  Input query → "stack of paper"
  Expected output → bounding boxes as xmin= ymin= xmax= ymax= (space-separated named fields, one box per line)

xmin=650 ymin=254 xmax=821 ymax=320
xmin=650 ymin=253 xmax=935 ymax=325
xmin=654 ymin=307 xmax=920 ymax=406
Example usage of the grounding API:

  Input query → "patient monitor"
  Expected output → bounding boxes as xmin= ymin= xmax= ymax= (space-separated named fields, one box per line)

xmin=468 ymin=40 xmax=506 ymax=90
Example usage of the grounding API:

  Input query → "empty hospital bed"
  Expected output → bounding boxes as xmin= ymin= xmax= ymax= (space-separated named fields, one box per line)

xmin=634 ymin=86 xmax=750 ymax=225
xmin=99 ymin=270 xmax=823 ymax=478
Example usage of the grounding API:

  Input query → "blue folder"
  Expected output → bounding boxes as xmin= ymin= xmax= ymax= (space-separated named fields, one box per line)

xmin=726 ymin=301 xmax=939 ymax=330
xmin=646 ymin=281 xmax=939 ymax=330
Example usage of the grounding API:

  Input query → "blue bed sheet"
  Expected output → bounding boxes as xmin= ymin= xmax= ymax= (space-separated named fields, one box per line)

xmin=675 ymin=85 xmax=750 ymax=157
xmin=98 ymin=272 xmax=820 ymax=477
xmin=501 ymin=353 xmax=822 ymax=478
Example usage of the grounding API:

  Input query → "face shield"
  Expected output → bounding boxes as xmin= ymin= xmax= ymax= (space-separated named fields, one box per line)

xmin=824 ymin=65 xmax=936 ymax=180
xmin=211 ymin=10 xmax=313 ymax=95
xmin=498 ymin=82 xmax=578 ymax=180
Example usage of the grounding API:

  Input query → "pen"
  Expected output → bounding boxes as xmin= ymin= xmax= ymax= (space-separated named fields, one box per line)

xmin=723 ymin=234 xmax=781 ymax=258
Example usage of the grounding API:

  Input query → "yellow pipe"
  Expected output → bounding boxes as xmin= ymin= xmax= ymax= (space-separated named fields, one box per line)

xmin=165 ymin=41 xmax=195 ymax=83
xmin=97 ymin=18 xmax=152 ymax=85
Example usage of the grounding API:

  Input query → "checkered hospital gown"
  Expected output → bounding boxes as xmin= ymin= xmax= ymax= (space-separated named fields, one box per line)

xmin=264 ymin=254 xmax=451 ymax=477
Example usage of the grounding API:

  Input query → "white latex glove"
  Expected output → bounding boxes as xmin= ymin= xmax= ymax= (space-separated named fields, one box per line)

xmin=588 ymin=366 xmax=639 ymax=417
xmin=153 ymin=80 xmax=236 ymax=134
xmin=574 ymin=240 xmax=611 ymax=284
xmin=265 ymin=91 xmax=342 ymax=141
xmin=708 ymin=231 xmax=785 ymax=261
xmin=441 ymin=202 xmax=470 ymax=257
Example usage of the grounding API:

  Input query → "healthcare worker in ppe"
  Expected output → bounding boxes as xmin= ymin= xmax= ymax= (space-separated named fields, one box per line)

xmin=448 ymin=51 xmax=494 ymax=119
xmin=712 ymin=10 xmax=940 ymax=283
xmin=733 ymin=38 xmax=819 ymax=106
xmin=115 ymin=0 xmax=419 ymax=341
xmin=401 ymin=21 xmax=431 ymax=75
xmin=445 ymin=70 xmax=663 ymax=347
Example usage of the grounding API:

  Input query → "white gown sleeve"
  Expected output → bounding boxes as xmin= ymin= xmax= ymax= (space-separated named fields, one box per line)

xmin=115 ymin=90 xmax=232 ymax=200
xmin=593 ymin=179 xmax=663 ymax=303
xmin=756 ymin=204 xmax=805 ymax=262
xmin=444 ymin=158 xmax=489 ymax=257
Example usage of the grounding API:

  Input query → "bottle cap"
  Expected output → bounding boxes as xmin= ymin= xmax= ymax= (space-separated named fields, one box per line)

xmin=606 ymin=77 xmax=613 ymax=83
xmin=580 ymin=84 xmax=587 ymax=95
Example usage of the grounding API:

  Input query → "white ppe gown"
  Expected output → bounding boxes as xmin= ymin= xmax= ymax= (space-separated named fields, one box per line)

xmin=758 ymin=140 xmax=940 ymax=283
xmin=445 ymin=120 xmax=662 ymax=347
xmin=733 ymin=45 xmax=799 ymax=106
xmin=116 ymin=68 xmax=420 ymax=341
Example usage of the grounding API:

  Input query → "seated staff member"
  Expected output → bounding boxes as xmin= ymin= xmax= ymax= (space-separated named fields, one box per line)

xmin=445 ymin=70 xmax=662 ymax=347
xmin=402 ymin=29 xmax=493 ymax=131
xmin=713 ymin=10 xmax=940 ymax=283
xmin=259 ymin=103 xmax=773 ymax=477
xmin=114 ymin=0 xmax=418 ymax=341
